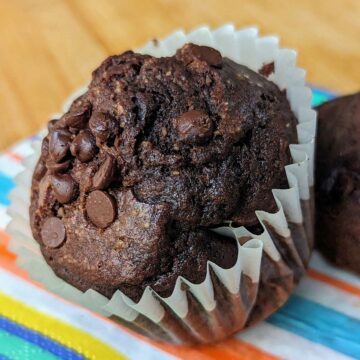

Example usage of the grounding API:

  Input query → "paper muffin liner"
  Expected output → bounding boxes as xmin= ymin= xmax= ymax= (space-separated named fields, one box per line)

xmin=6 ymin=24 xmax=316 ymax=344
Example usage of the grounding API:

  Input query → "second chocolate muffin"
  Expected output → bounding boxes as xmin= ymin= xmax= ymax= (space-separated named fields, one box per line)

xmin=316 ymin=92 xmax=360 ymax=274
xmin=30 ymin=44 xmax=297 ymax=302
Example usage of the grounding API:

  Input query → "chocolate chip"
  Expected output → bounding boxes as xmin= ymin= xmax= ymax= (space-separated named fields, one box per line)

xmin=93 ymin=155 xmax=115 ymax=190
xmin=50 ymin=174 xmax=78 ymax=204
xmin=41 ymin=217 xmax=66 ymax=248
xmin=46 ymin=159 xmax=70 ymax=174
xmin=49 ymin=129 xmax=71 ymax=163
xmin=86 ymin=190 xmax=116 ymax=228
xmin=174 ymin=110 xmax=213 ymax=144
xmin=189 ymin=45 xmax=222 ymax=67
xmin=63 ymin=98 xmax=92 ymax=129
xmin=89 ymin=112 xmax=117 ymax=142
xmin=70 ymin=130 xmax=98 ymax=162
xmin=259 ymin=62 xmax=275 ymax=77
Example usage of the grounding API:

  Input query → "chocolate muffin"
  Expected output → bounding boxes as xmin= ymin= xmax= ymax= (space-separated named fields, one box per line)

xmin=316 ymin=92 xmax=360 ymax=274
xmin=30 ymin=44 xmax=297 ymax=302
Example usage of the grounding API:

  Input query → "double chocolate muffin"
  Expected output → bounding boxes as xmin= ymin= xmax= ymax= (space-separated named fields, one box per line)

xmin=316 ymin=92 xmax=360 ymax=274
xmin=30 ymin=44 xmax=297 ymax=302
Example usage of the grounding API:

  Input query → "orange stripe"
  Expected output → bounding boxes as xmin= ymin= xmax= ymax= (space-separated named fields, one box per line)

xmin=194 ymin=338 xmax=279 ymax=360
xmin=308 ymin=269 xmax=360 ymax=297
xmin=6 ymin=151 xmax=23 ymax=162
xmin=0 ymin=252 xmax=28 ymax=278
xmin=0 ymin=229 xmax=15 ymax=261
xmin=223 ymin=339 xmax=279 ymax=360
xmin=0 ymin=230 xmax=29 ymax=278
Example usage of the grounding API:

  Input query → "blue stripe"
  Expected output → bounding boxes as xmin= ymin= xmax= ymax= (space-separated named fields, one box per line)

xmin=0 ymin=316 xmax=85 ymax=360
xmin=0 ymin=354 xmax=10 ymax=360
xmin=0 ymin=172 xmax=15 ymax=206
xmin=268 ymin=295 xmax=360 ymax=358
xmin=311 ymin=87 xmax=335 ymax=107
xmin=310 ymin=85 xmax=338 ymax=99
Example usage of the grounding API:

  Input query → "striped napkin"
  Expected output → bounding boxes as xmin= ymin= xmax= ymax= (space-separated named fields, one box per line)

xmin=1 ymin=87 xmax=359 ymax=360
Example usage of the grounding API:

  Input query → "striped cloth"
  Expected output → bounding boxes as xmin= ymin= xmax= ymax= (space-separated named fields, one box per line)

xmin=0 ymin=87 xmax=359 ymax=360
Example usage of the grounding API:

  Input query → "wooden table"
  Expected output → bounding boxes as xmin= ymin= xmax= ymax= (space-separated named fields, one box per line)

xmin=0 ymin=0 xmax=359 ymax=150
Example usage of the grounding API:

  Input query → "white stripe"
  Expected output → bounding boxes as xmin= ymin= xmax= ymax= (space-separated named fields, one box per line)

xmin=295 ymin=276 xmax=360 ymax=320
xmin=238 ymin=322 xmax=352 ymax=360
xmin=0 ymin=154 xmax=24 ymax=177
xmin=310 ymin=251 xmax=360 ymax=288
xmin=0 ymin=269 xmax=174 ymax=360
xmin=0 ymin=205 xmax=11 ymax=229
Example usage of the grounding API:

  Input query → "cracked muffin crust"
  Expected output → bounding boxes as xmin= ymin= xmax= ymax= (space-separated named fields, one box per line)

xmin=30 ymin=44 xmax=297 ymax=301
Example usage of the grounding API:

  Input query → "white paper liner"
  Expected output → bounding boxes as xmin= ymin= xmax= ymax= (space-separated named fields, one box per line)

xmin=6 ymin=24 xmax=316 ymax=344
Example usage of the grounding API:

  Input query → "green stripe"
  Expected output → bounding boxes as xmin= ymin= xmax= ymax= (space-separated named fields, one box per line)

xmin=0 ymin=329 xmax=59 ymax=360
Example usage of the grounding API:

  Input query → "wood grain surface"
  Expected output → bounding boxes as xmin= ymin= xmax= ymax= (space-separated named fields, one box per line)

xmin=0 ymin=0 xmax=359 ymax=150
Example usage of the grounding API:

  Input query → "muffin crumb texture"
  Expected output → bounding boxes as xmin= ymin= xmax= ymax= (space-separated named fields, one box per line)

xmin=30 ymin=44 xmax=297 ymax=301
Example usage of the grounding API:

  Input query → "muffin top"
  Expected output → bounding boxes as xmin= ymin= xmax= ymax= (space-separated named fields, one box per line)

xmin=30 ymin=44 xmax=297 ymax=301
xmin=316 ymin=92 xmax=360 ymax=273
